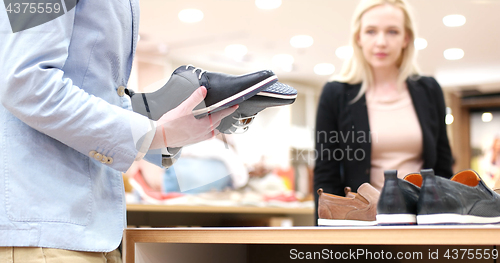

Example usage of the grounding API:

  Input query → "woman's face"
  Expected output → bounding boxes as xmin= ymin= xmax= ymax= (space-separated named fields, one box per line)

xmin=357 ymin=4 xmax=409 ymax=70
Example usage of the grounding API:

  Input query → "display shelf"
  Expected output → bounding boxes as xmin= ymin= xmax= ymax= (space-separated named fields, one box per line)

xmin=127 ymin=204 xmax=313 ymax=214
xmin=126 ymin=204 xmax=314 ymax=227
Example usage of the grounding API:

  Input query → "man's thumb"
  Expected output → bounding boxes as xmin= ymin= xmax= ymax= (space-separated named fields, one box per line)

xmin=181 ymin=86 xmax=207 ymax=110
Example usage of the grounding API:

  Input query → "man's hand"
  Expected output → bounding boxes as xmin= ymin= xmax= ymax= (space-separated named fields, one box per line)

xmin=150 ymin=86 xmax=237 ymax=149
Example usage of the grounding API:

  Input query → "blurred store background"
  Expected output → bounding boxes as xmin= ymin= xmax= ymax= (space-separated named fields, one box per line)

xmin=124 ymin=0 xmax=500 ymax=226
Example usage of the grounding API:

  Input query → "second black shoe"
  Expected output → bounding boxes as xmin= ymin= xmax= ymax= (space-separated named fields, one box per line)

xmin=417 ymin=169 xmax=500 ymax=225
xmin=126 ymin=65 xmax=278 ymax=120
xmin=376 ymin=170 xmax=422 ymax=225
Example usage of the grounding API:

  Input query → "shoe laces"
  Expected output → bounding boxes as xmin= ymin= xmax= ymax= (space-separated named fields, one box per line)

xmin=186 ymin=65 xmax=207 ymax=80
xmin=229 ymin=114 xmax=256 ymax=134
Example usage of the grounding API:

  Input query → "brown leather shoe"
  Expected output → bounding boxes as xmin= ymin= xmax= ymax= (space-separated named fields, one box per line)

xmin=344 ymin=186 xmax=356 ymax=198
xmin=317 ymin=183 xmax=380 ymax=226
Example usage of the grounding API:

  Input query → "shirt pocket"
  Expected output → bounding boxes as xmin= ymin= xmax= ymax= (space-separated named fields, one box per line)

xmin=3 ymin=117 xmax=92 ymax=226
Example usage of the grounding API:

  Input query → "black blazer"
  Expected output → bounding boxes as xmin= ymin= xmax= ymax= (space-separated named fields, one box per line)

xmin=313 ymin=76 xmax=453 ymax=217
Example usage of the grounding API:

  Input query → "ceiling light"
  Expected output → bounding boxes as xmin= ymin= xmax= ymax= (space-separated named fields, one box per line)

xmin=225 ymin=44 xmax=248 ymax=60
xmin=482 ymin=112 xmax=493 ymax=122
xmin=443 ymin=14 xmax=466 ymax=27
xmin=472 ymin=0 xmax=496 ymax=3
xmin=178 ymin=9 xmax=204 ymax=23
xmin=414 ymin=38 xmax=427 ymax=50
xmin=444 ymin=48 xmax=464 ymax=60
xmin=335 ymin=46 xmax=353 ymax=60
xmin=314 ymin=63 xmax=335 ymax=76
xmin=272 ymin=54 xmax=294 ymax=72
xmin=290 ymin=35 xmax=314 ymax=48
xmin=255 ymin=0 xmax=282 ymax=10
xmin=445 ymin=114 xmax=454 ymax=125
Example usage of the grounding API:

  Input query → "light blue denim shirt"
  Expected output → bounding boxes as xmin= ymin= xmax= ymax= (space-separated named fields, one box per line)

xmin=0 ymin=0 xmax=160 ymax=252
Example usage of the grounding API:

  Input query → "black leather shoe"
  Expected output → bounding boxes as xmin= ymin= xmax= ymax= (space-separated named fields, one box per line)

xmin=126 ymin=65 xmax=278 ymax=120
xmin=376 ymin=170 xmax=421 ymax=225
xmin=417 ymin=169 xmax=500 ymax=225
xmin=217 ymin=82 xmax=297 ymax=134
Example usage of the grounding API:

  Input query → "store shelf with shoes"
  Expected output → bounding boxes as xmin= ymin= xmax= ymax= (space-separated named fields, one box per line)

xmin=376 ymin=168 xmax=500 ymax=226
xmin=317 ymin=168 xmax=500 ymax=227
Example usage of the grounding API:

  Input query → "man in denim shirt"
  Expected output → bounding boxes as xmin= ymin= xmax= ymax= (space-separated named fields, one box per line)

xmin=0 ymin=1 xmax=234 ymax=261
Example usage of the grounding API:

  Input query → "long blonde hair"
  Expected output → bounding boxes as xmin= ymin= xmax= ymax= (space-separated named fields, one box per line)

xmin=331 ymin=0 xmax=420 ymax=103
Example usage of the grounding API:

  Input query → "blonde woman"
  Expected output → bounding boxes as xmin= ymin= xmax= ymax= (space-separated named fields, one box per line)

xmin=314 ymin=0 xmax=453 ymax=215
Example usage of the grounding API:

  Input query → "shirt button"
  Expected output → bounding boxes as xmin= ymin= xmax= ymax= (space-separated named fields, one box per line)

xmin=107 ymin=157 xmax=114 ymax=165
xmin=100 ymin=155 xmax=108 ymax=164
xmin=94 ymin=153 xmax=103 ymax=161
xmin=117 ymin=86 xmax=126 ymax=97
xmin=89 ymin=150 xmax=97 ymax=157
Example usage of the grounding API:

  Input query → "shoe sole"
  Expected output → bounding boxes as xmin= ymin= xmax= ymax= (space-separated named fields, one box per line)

xmin=257 ymin=82 xmax=298 ymax=99
xmin=318 ymin=218 xmax=378 ymax=226
xmin=192 ymin=75 xmax=278 ymax=117
xmin=257 ymin=91 xmax=297 ymax=99
xmin=376 ymin=214 xmax=417 ymax=225
xmin=417 ymin=214 xmax=500 ymax=225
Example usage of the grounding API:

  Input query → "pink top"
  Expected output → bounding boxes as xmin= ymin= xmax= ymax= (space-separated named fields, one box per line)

xmin=366 ymin=87 xmax=424 ymax=191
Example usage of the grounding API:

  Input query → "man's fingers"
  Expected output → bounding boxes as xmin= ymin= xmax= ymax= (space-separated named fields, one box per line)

xmin=178 ymin=86 xmax=207 ymax=112
xmin=209 ymin=105 xmax=239 ymax=124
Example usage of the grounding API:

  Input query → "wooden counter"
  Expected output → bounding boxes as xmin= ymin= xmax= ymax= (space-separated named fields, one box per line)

xmin=123 ymin=225 xmax=500 ymax=263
